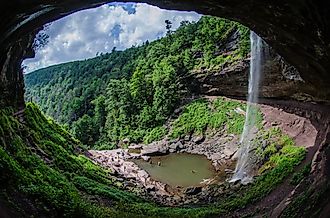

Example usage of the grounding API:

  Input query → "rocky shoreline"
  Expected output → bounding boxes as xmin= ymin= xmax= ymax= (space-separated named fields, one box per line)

xmin=87 ymin=131 xmax=239 ymax=206
xmin=86 ymin=101 xmax=318 ymax=206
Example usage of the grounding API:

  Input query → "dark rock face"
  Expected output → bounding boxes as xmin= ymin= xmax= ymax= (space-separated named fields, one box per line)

xmin=0 ymin=32 xmax=35 ymax=109
xmin=189 ymin=28 xmax=309 ymax=100
xmin=193 ymin=50 xmax=310 ymax=100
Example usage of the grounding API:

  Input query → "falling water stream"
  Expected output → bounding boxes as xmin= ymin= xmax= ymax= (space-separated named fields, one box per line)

xmin=231 ymin=31 xmax=265 ymax=184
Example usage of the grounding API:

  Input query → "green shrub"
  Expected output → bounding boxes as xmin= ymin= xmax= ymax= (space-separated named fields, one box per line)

xmin=170 ymin=99 xmax=210 ymax=138
xmin=94 ymin=142 xmax=117 ymax=150
xmin=290 ymin=163 xmax=311 ymax=186
xmin=170 ymin=97 xmax=261 ymax=138
xmin=0 ymin=103 xmax=138 ymax=217
xmin=143 ymin=126 xmax=168 ymax=144
xmin=216 ymin=140 xmax=306 ymax=211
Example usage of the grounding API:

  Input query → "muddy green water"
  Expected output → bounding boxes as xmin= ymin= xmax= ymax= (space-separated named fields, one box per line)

xmin=133 ymin=153 xmax=216 ymax=187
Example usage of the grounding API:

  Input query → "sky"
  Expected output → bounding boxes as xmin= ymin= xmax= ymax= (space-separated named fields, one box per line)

xmin=22 ymin=3 xmax=201 ymax=73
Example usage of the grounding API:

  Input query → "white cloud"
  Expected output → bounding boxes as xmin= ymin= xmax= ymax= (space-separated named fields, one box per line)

xmin=23 ymin=3 xmax=201 ymax=73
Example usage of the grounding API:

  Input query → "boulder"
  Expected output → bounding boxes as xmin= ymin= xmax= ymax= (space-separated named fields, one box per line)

xmin=140 ymin=141 xmax=168 ymax=156
xmin=209 ymin=152 xmax=223 ymax=161
xmin=128 ymin=144 xmax=142 ymax=149
xmin=192 ymin=135 xmax=205 ymax=144
xmin=184 ymin=134 xmax=191 ymax=141
xmin=169 ymin=142 xmax=179 ymax=151
xmin=141 ymin=155 xmax=150 ymax=161
xmin=146 ymin=185 xmax=156 ymax=192
xmin=137 ymin=170 xmax=149 ymax=179
xmin=129 ymin=153 xmax=141 ymax=159
xmin=177 ymin=141 xmax=185 ymax=149
xmin=184 ymin=186 xmax=202 ymax=195
xmin=223 ymin=143 xmax=239 ymax=159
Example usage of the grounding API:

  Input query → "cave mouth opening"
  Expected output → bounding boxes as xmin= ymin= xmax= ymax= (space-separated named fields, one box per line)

xmin=1 ymin=1 xmax=328 ymax=215
xmin=21 ymin=2 xmax=265 ymax=203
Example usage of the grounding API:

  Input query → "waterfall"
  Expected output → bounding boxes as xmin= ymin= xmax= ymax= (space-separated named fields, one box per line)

xmin=230 ymin=31 xmax=264 ymax=184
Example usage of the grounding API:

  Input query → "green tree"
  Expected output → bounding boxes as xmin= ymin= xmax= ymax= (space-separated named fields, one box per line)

xmin=165 ymin=19 xmax=172 ymax=35
xmin=92 ymin=95 xmax=106 ymax=134
xmin=105 ymin=79 xmax=135 ymax=142
xmin=72 ymin=114 xmax=96 ymax=145
xmin=152 ymin=58 xmax=179 ymax=123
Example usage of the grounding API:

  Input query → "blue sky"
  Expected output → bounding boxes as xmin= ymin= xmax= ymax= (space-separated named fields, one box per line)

xmin=23 ymin=3 xmax=201 ymax=73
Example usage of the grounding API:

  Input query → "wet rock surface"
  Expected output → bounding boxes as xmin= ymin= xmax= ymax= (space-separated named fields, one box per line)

xmin=185 ymin=186 xmax=202 ymax=195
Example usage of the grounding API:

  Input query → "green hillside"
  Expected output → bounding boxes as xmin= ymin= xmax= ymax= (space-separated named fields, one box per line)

xmin=24 ymin=16 xmax=250 ymax=147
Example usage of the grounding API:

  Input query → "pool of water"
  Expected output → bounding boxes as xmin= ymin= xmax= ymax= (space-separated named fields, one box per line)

xmin=128 ymin=148 xmax=141 ymax=154
xmin=133 ymin=153 xmax=217 ymax=187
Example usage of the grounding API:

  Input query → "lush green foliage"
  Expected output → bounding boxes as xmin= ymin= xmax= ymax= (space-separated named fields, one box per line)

xmin=25 ymin=16 xmax=250 ymax=146
xmin=290 ymin=163 xmax=311 ymax=186
xmin=0 ymin=103 xmax=143 ymax=217
xmin=170 ymin=97 xmax=258 ymax=138
xmin=143 ymin=126 xmax=168 ymax=144
xmin=171 ymin=99 xmax=210 ymax=138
